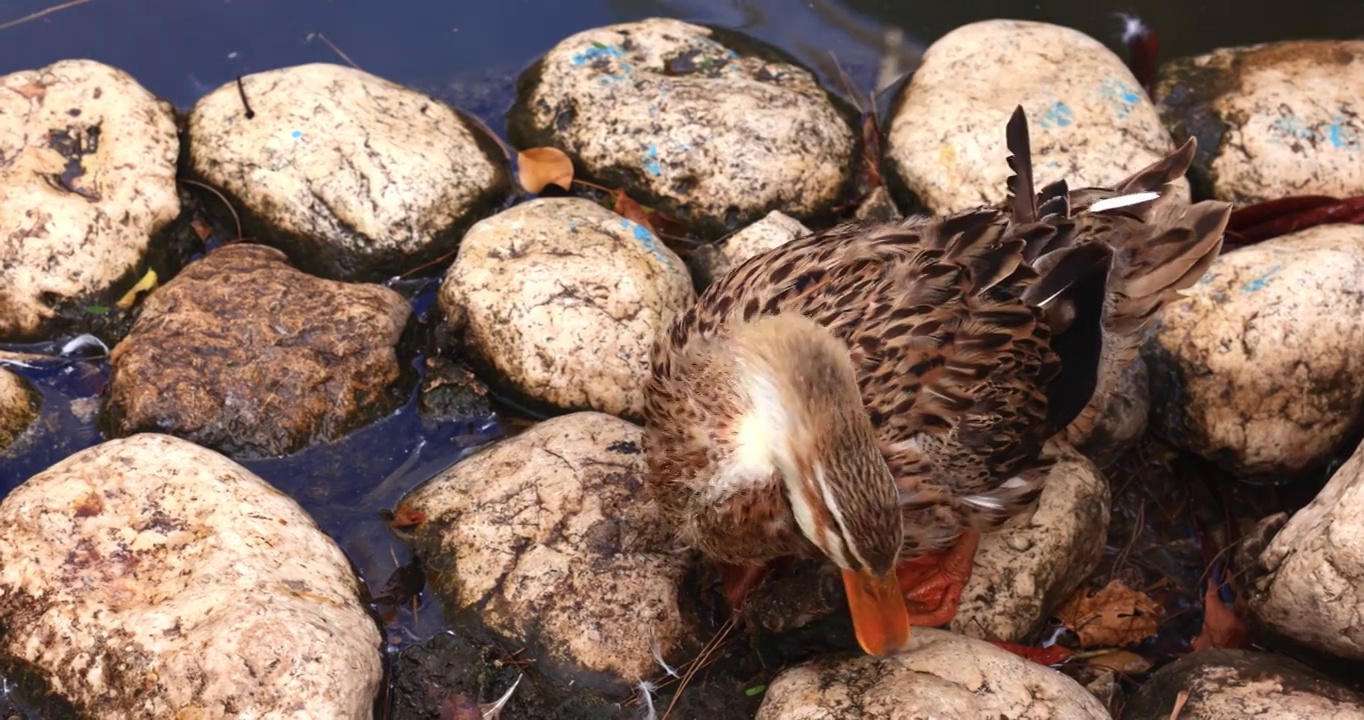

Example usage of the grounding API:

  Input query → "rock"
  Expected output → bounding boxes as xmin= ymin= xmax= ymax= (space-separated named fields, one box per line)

xmin=1247 ymin=436 xmax=1364 ymax=659
xmin=853 ymin=186 xmax=902 ymax=224
xmin=1144 ymin=224 xmax=1364 ymax=477
xmin=1154 ymin=40 xmax=1364 ymax=204
xmin=104 ymin=243 xmax=411 ymax=458
xmin=395 ymin=412 xmax=691 ymax=688
xmin=438 ymin=198 xmax=694 ymax=420
xmin=0 ymin=59 xmax=180 ymax=340
xmin=885 ymin=19 xmax=1183 ymax=215
xmin=755 ymin=628 xmax=1110 ymax=719
xmin=692 ymin=210 xmax=810 ymax=288
xmin=0 ymin=367 xmax=40 ymax=453
xmin=508 ymin=18 xmax=859 ymax=238
xmin=1124 ymin=649 xmax=1364 ymax=720
xmin=187 ymin=63 xmax=510 ymax=281
xmin=0 ymin=433 xmax=383 ymax=719
xmin=951 ymin=443 xmax=1110 ymax=642
xmin=1063 ymin=355 xmax=1150 ymax=469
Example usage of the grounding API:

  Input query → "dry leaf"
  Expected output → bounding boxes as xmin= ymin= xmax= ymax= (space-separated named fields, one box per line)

xmin=516 ymin=146 xmax=574 ymax=194
xmin=1086 ymin=649 xmax=1152 ymax=675
xmin=1055 ymin=579 xmax=1161 ymax=648
xmin=190 ymin=219 xmax=214 ymax=242
xmin=990 ymin=640 xmax=1074 ymax=666
xmin=116 ymin=269 xmax=159 ymax=308
xmin=390 ymin=503 xmax=427 ymax=529
xmin=1191 ymin=578 xmax=1249 ymax=651
xmin=613 ymin=191 xmax=658 ymax=236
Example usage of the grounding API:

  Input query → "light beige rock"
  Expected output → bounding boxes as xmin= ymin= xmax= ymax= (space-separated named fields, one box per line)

xmin=188 ymin=62 xmax=509 ymax=280
xmin=439 ymin=198 xmax=694 ymax=419
xmin=0 ymin=59 xmax=180 ymax=340
xmin=396 ymin=412 xmax=690 ymax=686
xmin=508 ymin=18 xmax=858 ymax=238
xmin=0 ymin=434 xmax=382 ymax=719
xmin=1145 ymin=224 xmax=1364 ymax=477
xmin=952 ymin=443 xmax=1109 ymax=642
xmin=1248 ymin=436 xmax=1364 ymax=659
xmin=0 ymin=366 xmax=40 ymax=453
xmin=1155 ymin=40 xmax=1364 ymax=204
xmin=756 ymin=628 xmax=1110 ymax=719
xmin=886 ymin=19 xmax=1184 ymax=214
xmin=1124 ymin=649 xmax=1364 ymax=719
xmin=694 ymin=210 xmax=810 ymax=287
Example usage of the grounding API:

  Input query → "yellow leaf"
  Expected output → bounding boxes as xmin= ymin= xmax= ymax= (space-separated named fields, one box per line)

xmin=116 ymin=268 xmax=159 ymax=308
xmin=516 ymin=147 xmax=574 ymax=194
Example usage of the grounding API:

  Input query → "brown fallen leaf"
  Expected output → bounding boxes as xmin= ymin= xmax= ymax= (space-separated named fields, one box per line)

xmin=1086 ymin=649 xmax=1152 ymax=676
xmin=389 ymin=503 xmax=427 ymax=529
xmin=517 ymin=146 xmax=574 ymax=194
xmin=190 ymin=219 xmax=214 ymax=242
xmin=613 ymin=190 xmax=658 ymax=236
xmin=1191 ymin=577 xmax=1249 ymax=651
xmin=1055 ymin=579 xmax=1161 ymax=648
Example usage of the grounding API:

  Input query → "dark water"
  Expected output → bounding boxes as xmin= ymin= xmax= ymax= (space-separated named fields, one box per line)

xmin=2 ymin=0 xmax=1362 ymax=716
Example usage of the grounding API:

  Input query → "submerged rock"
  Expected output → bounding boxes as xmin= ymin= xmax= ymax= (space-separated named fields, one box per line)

xmin=1124 ymin=649 xmax=1364 ymax=719
xmin=395 ymin=412 xmax=691 ymax=689
xmin=1155 ymin=40 xmax=1364 ymax=203
xmin=755 ymin=628 xmax=1110 ymax=719
xmin=0 ymin=59 xmax=180 ymax=341
xmin=1248 ymin=436 xmax=1364 ymax=660
xmin=508 ymin=18 xmax=859 ymax=238
xmin=885 ymin=19 xmax=1182 ymax=215
xmin=691 ymin=210 xmax=810 ymax=289
xmin=188 ymin=63 xmax=510 ymax=281
xmin=0 ymin=433 xmax=383 ymax=719
xmin=0 ymin=367 xmax=41 ymax=453
xmin=1144 ymin=224 xmax=1364 ymax=477
xmin=104 ymin=243 xmax=411 ymax=458
xmin=438 ymin=198 xmax=694 ymax=420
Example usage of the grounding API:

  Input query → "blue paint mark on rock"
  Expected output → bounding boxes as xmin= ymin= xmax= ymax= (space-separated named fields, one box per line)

xmin=1328 ymin=116 xmax=1362 ymax=151
xmin=291 ymin=130 xmax=302 ymax=139
xmin=1241 ymin=263 xmax=1283 ymax=293
xmin=620 ymin=219 xmax=670 ymax=265
xmin=1099 ymin=78 xmax=1142 ymax=119
xmin=570 ymin=43 xmax=624 ymax=67
xmin=643 ymin=144 xmax=661 ymax=176
xmin=1038 ymin=101 xmax=1074 ymax=129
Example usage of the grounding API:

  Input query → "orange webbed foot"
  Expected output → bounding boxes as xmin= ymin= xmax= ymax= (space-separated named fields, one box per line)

xmin=894 ymin=528 xmax=981 ymax=627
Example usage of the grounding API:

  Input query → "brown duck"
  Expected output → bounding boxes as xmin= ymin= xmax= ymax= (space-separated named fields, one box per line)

xmin=642 ymin=106 xmax=1231 ymax=656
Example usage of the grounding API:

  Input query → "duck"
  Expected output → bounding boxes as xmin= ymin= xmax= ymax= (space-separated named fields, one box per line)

xmin=642 ymin=106 xmax=1231 ymax=657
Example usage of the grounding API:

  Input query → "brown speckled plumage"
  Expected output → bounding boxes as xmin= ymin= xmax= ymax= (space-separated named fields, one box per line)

xmin=643 ymin=107 xmax=1231 ymax=574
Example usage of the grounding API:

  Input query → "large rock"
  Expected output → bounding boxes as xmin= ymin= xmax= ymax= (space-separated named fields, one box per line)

xmin=508 ymin=18 xmax=859 ymax=238
xmin=395 ymin=412 xmax=691 ymax=688
xmin=0 ymin=367 xmax=40 ymax=453
xmin=438 ymin=198 xmax=694 ymax=420
xmin=1124 ymin=649 xmax=1364 ymax=719
xmin=1247 ymin=435 xmax=1364 ymax=659
xmin=755 ymin=628 xmax=1110 ymax=719
xmin=1144 ymin=224 xmax=1364 ymax=477
xmin=690 ymin=210 xmax=810 ymax=289
xmin=0 ymin=433 xmax=382 ymax=719
xmin=0 ymin=59 xmax=180 ymax=340
xmin=951 ymin=443 xmax=1109 ymax=642
xmin=188 ymin=63 xmax=510 ymax=280
xmin=104 ymin=243 xmax=411 ymax=458
xmin=1155 ymin=40 xmax=1364 ymax=203
xmin=885 ymin=19 xmax=1184 ymax=214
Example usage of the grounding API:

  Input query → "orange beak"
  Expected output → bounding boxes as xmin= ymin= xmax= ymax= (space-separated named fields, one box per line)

xmin=841 ymin=568 xmax=911 ymax=656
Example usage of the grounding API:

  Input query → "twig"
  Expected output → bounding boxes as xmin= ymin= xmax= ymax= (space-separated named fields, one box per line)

xmin=1169 ymin=689 xmax=1190 ymax=719
xmin=177 ymin=178 xmax=243 ymax=240
xmin=661 ymin=616 xmax=736 ymax=719
xmin=235 ymin=76 xmax=255 ymax=119
xmin=0 ymin=0 xmax=89 ymax=32
xmin=315 ymin=32 xmax=362 ymax=70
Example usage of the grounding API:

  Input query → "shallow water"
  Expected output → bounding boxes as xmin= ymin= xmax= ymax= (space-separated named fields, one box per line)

xmin=2 ymin=0 xmax=1363 ymax=717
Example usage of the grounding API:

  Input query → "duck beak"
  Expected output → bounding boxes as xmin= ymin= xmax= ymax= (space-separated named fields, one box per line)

xmin=841 ymin=568 xmax=911 ymax=656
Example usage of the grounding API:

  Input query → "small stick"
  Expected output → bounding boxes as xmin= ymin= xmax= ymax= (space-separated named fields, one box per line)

xmin=316 ymin=32 xmax=361 ymax=70
xmin=235 ymin=76 xmax=255 ymax=119
xmin=177 ymin=178 xmax=244 ymax=240
xmin=0 ymin=0 xmax=89 ymax=32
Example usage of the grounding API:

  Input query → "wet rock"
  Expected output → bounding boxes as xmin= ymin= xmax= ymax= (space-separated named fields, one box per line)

xmin=104 ymin=243 xmax=411 ymax=458
xmin=952 ymin=443 xmax=1110 ymax=642
xmin=1155 ymin=40 xmax=1364 ymax=203
xmin=885 ymin=19 xmax=1183 ymax=215
xmin=1247 ymin=436 xmax=1364 ymax=660
xmin=395 ymin=412 xmax=691 ymax=688
xmin=1124 ymin=648 xmax=1364 ymax=719
xmin=0 ymin=433 xmax=383 ymax=719
xmin=0 ymin=367 xmax=40 ymax=453
xmin=0 ymin=59 xmax=180 ymax=340
xmin=417 ymin=355 xmax=492 ymax=423
xmin=438 ymin=198 xmax=694 ymax=420
xmin=508 ymin=18 xmax=859 ymax=238
xmin=1144 ymin=224 xmax=1364 ymax=477
xmin=755 ymin=628 xmax=1110 ymax=719
xmin=853 ymin=185 xmax=902 ymax=224
xmin=188 ymin=63 xmax=510 ymax=281
xmin=692 ymin=210 xmax=810 ymax=288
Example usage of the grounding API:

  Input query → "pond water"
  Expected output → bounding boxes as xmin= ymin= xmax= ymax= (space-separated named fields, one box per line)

xmin=2 ymin=0 xmax=1362 ymax=717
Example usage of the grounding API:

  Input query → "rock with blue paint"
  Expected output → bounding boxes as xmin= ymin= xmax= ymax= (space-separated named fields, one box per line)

xmin=691 ymin=210 xmax=810 ymax=289
xmin=187 ymin=63 xmax=511 ymax=281
xmin=437 ymin=197 xmax=695 ymax=420
xmin=0 ymin=59 xmax=182 ymax=341
xmin=884 ymin=20 xmax=1185 ymax=215
xmin=1144 ymin=224 xmax=1364 ymax=477
xmin=507 ymin=18 xmax=860 ymax=239
xmin=1154 ymin=40 xmax=1364 ymax=204
xmin=0 ymin=433 xmax=384 ymax=719
xmin=0 ymin=367 xmax=40 ymax=454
